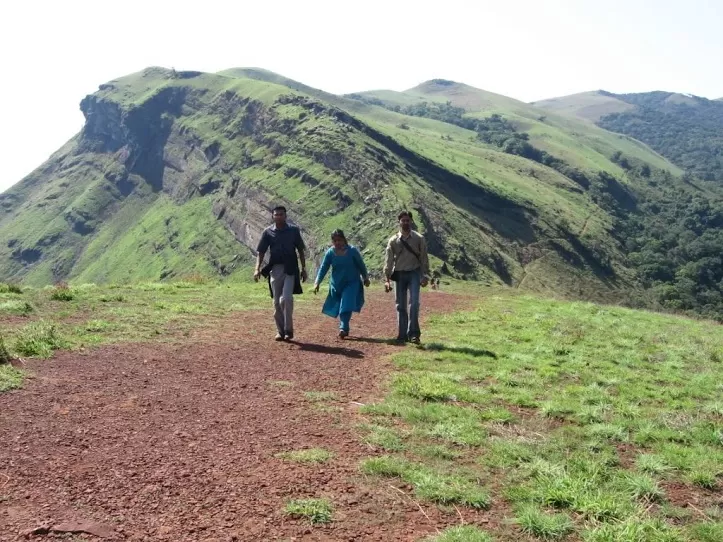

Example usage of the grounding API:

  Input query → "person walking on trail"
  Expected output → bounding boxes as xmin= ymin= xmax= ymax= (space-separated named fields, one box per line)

xmin=383 ymin=210 xmax=431 ymax=344
xmin=254 ymin=206 xmax=308 ymax=341
xmin=313 ymin=230 xmax=370 ymax=339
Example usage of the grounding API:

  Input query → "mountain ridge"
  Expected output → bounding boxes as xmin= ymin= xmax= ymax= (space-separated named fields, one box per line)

xmin=2 ymin=66 xmax=722 ymax=318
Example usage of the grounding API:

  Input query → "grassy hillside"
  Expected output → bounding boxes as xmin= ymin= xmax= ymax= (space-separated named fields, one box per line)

xmin=533 ymin=90 xmax=723 ymax=184
xmin=531 ymin=90 xmax=635 ymax=122
xmin=352 ymin=81 xmax=676 ymax=174
xmin=348 ymin=82 xmax=723 ymax=319
xmin=598 ymin=92 xmax=723 ymax=184
xmin=528 ymin=90 xmax=723 ymax=318
xmin=2 ymin=67 xmax=717 ymax=316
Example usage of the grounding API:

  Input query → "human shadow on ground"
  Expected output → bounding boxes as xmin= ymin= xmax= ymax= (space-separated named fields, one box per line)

xmin=289 ymin=341 xmax=365 ymax=359
xmin=344 ymin=337 xmax=406 ymax=347
xmin=416 ymin=342 xmax=498 ymax=359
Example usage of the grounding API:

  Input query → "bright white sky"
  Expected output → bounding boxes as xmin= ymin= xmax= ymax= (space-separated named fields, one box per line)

xmin=1 ymin=0 xmax=721 ymax=193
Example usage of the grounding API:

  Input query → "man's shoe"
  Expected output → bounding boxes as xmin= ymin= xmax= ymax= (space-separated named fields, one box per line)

xmin=395 ymin=336 xmax=407 ymax=343
xmin=338 ymin=330 xmax=349 ymax=339
xmin=284 ymin=330 xmax=294 ymax=341
xmin=410 ymin=336 xmax=420 ymax=344
xmin=275 ymin=332 xmax=285 ymax=341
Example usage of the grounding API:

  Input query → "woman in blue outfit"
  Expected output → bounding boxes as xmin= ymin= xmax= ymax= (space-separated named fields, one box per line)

xmin=313 ymin=229 xmax=370 ymax=338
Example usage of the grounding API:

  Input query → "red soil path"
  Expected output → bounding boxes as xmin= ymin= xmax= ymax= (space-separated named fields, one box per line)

xmin=1 ymin=291 xmax=493 ymax=541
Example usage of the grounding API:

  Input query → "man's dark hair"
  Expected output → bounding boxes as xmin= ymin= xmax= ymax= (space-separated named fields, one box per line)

xmin=272 ymin=206 xmax=287 ymax=214
xmin=398 ymin=210 xmax=413 ymax=220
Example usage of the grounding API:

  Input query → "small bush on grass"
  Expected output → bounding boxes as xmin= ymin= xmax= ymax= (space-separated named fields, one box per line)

xmin=50 ymin=282 xmax=74 ymax=301
xmin=14 ymin=322 xmax=65 ymax=358
xmin=0 ymin=283 xmax=22 ymax=294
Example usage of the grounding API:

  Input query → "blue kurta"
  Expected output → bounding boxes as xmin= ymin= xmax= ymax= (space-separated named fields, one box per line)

xmin=315 ymin=245 xmax=368 ymax=317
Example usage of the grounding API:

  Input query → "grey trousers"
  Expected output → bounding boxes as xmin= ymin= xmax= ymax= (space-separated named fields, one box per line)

xmin=395 ymin=269 xmax=422 ymax=339
xmin=270 ymin=264 xmax=295 ymax=333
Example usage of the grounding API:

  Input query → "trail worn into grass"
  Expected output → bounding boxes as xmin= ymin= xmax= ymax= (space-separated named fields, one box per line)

xmin=0 ymin=291 xmax=474 ymax=541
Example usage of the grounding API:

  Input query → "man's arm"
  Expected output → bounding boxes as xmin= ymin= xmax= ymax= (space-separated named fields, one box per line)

xmin=383 ymin=238 xmax=394 ymax=280
xmin=296 ymin=229 xmax=308 ymax=282
xmin=254 ymin=231 xmax=269 ymax=281
xmin=254 ymin=252 xmax=265 ymax=282
xmin=420 ymin=236 xmax=431 ymax=278
xmin=298 ymin=249 xmax=307 ymax=281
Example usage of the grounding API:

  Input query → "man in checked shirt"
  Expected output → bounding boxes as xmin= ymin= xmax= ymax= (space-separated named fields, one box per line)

xmin=383 ymin=210 xmax=431 ymax=344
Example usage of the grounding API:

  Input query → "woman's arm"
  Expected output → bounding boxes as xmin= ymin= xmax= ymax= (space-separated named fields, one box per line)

xmin=315 ymin=249 xmax=333 ymax=285
xmin=352 ymin=247 xmax=369 ymax=281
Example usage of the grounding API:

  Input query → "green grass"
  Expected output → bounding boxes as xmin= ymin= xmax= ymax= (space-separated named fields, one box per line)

xmin=0 ymin=364 xmax=24 ymax=392
xmin=582 ymin=517 xmax=684 ymax=542
xmin=358 ymin=291 xmax=723 ymax=540
xmin=275 ymin=448 xmax=334 ymax=464
xmin=480 ymin=438 xmax=536 ymax=469
xmin=0 ymin=283 xmax=23 ymax=294
xmin=360 ymin=424 xmax=406 ymax=451
xmin=0 ymin=336 xmax=11 ymax=365
xmin=425 ymin=525 xmax=494 ymax=542
xmin=83 ymin=320 xmax=113 ymax=332
xmin=515 ymin=504 xmax=574 ymax=540
xmin=360 ymin=455 xmax=490 ymax=508
xmin=688 ymin=522 xmax=723 ymax=542
xmin=0 ymin=300 xmax=33 ymax=315
xmin=50 ymin=285 xmax=75 ymax=301
xmin=13 ymin=321 xmax=65 ymax=358
xmin=415 ymin=443 xmax=463 ymax=460
xmin=304 ymin=391 xmax=338 ymax=402
xmin=688 ymin=470 xmax=719 ymax=490
xmin=635 ymin=454 xmax=674 ymax=476
xmin=1 ymin=330 xmax=27 ymax=391
xmin=622 ymin=473 xmax=665 ymax=503
xmin=283 ymin=498 xmax=333 ymax=525
xmin=0 ymin=281 xmax=271 ymax=388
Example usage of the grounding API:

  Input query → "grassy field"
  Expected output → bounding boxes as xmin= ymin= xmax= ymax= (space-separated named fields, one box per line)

xmin=2 ymin=280 xmax=721 ymax=540
xmin=0 ymin=278 xmax=273 ymax=391
xmin=358 ymin=291 xmax=723 ymax=541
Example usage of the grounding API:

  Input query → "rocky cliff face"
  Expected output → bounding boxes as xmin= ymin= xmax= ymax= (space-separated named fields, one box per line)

xmin=71 ymin=86 xmax=282 ymax=267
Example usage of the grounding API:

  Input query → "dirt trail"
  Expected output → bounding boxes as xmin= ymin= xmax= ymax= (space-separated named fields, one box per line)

xmin=0 ymin=291 xmax=484 ymax=541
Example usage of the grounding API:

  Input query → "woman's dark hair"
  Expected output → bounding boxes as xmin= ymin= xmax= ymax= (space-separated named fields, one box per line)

xmin=331 ymin=229 xmax=347 ymax=244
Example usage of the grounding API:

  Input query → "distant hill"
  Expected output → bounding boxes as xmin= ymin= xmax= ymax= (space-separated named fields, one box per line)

xmin=348 ymin=82 xmax=675 ymax=175
xmin=1 ymin=69 xmax=722 ymax=319
xmin=534 ymin=90 xmax=723 ymax=184
xmin=531 ymin=91 xmax=634 ymax=122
